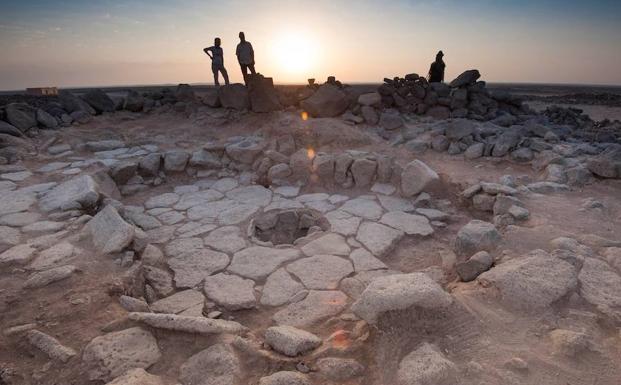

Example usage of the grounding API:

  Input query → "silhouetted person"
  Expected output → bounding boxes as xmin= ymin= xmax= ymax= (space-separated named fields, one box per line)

xmin=203 ymin=37 xmax=229 ymax=86
xmin=236 ymin=32 xmax=255 ymax=85
xmin=428 ymin=50 xmax=445 ymax=83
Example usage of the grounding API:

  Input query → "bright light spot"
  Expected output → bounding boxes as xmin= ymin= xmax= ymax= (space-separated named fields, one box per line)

xmin=306 ymin=148 xmax=315 ymax=159
xmin=270 ymin=31 xmax=317 ymax=75
xmin=301 ymin=111 xmax=308 ymax=120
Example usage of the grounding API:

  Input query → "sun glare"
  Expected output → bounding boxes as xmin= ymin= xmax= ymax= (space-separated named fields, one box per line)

xmin=270 ymin=31 xmax=317 ymax=76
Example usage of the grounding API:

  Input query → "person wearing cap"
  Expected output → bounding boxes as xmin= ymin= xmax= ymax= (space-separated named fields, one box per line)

xmin=236 ymin=31 xmax=256 ymax=84
xmin=428 ymin=50 xmax=446 ymax=83
xmin=203 ymin=37 xmax=230 ymax=86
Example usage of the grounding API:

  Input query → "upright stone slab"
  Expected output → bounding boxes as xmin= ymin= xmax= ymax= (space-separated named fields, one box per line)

xmin=401 ymin=160 xmax=439 ymax=197
xmin=39 ymin=175 xmax=101 ymax=212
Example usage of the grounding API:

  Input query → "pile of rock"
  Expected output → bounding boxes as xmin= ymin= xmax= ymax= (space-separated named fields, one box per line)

xmin=350 ymin=69 xmax=530 ymax=123
xmin=461 ymin=182 xmax=530 ymax=227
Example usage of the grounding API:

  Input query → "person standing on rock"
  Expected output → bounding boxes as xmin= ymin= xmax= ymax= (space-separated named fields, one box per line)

xmin=203 ymin=37 xmax=230 ymax=87
xmin=428 ymin=50 xmax=446 ymax=83
xmin=236 ymin=32 xmax=256 ymax=85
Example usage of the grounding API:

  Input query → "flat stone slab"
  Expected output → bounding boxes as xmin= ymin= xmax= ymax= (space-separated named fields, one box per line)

xmin=150 ymin=289 xmax=205 ymax=314
xmin=578 ymin=257 xmax=621 ymax=320
xmin=144 ymin=193 xmax=180 ymax=209
xmin=1 ymin=171 xmax=32 ymax=182
xmin=24 ymin=265 xmax=77 ymax=288
xmin=273 ymin=186 xmax=300 ymax=198
xmin=0 ymin=244 xmax=36 ymax=266
xmin=0 ymin=191 xmax=36 ymax=216
xmin=349 ymin=248 xmax=387 ymax=272
xmin=273 ymin=290 xmax=348 ymax=327
xmin=260 ymin=268 xmax=306 ymax=307
xmin=379 ymin=212 xmax=434 ymax=236
xmin=0 ymin=226 xmax=20 ymax=246
xmin=301 ymin=233 xmax=351 ymax=256
xmin=228 ymin=246 xmax=301 ymax=281
xmin=203 ymin=226 xmax=247 ymax=254
xmin=0 ymin=212 xmax=42 ymax=227
xmin=415 ymin=208 xmax=449 ymax=221
xmin=203 ymin=273 xmax=257 ymax=310
xmin=23 ymin=221 xmax=66 ymax=234
xmin=356 ymin=222 xmax=404 ymax=257
xmin=39 ymin=175 xmax=100 ymax=212
xmin=340 ymin=198 xmax=384 ymax=220
xmin=167 ymin=249 xmax=230 ymax=288
xmin=325 ymin=210 xmax=362 ymax=236
xmin=86 ymin=206 xmax=135 ymax=254
xmin=377 ymin=195 xmax=414 ymax=212
xmin=226 ymin=185 xmax=272 ymax=206
xmin=173 ymin=189 xmax=223 ymax=210
xmin=287 ymin=255 xmax=353 ymax=289
xmin=82 ymin=327 xmax=161 ymax=381
xmin=28 ymin=242 xmax=75 ymax=271
xmin=351 ymin=273 xmax=453 ymax=324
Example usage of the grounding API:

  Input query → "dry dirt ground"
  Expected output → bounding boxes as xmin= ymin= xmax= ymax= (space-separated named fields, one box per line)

xmin=1 ymin=101 xmax=620 ymax=385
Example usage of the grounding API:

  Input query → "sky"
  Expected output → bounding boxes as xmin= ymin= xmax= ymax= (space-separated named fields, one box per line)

xmin=0 ymin=0 xmax=620 ymax=90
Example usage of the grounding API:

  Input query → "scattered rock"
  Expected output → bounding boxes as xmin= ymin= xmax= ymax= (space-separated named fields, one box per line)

xmin=87 ymin=205 xmax=135 ymax=254
xmin=179 ymin=343 xmax=241 ymax=385
xmin=26 ymin=329 xmax=76 ymax=363
xmin=454 ymin=220 xmax=501 ymax=257
xmin=401 ymin=160 xmax=439 ymax=197
xmin=397 ymin=343 xmax=457 ymax=385
xmin=317 ymin=357 xmax=365 ymax=380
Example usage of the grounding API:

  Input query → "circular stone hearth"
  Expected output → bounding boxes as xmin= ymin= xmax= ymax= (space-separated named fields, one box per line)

xmin=251 ymin=208 xmax=330 ymax=245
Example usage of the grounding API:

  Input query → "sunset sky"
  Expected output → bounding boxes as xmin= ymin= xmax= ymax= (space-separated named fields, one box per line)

xmin=0 ymin=0 xmax=620 ymax=90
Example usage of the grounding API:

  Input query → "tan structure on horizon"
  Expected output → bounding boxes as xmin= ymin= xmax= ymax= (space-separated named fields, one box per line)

xmin=26 ymin=87 xmax=58 ymax=96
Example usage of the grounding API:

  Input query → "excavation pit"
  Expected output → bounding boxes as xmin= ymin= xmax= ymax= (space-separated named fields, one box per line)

xmin=251 ymin=208 xmax=330 ymax=245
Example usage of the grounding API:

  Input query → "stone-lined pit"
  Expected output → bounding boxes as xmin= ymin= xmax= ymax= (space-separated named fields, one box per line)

xmin=252 ymin=208 xmax=330 ymax=245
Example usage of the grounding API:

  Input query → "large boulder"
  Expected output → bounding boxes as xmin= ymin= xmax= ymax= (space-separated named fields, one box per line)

xmin=449 ymin=69 xmax=481 ymax=88
xmin=36 ymin=108 xmax=59 ymax=129
xmin=358 ymin=92 xmax=382 ymax=106
xmin=247 ymin=74 xmax=282 ymax=112
xmin=454 ymin=220 xmax=501 ymax=257
xmin=124 ymin=90 xmax=145 ymax=112
xmin=300 ymin=84 xmax=349 ymax=118
xmin=83 ymin=89 xmax=116 ymax=114
xmin=218 ymin=84 xmax=249 ymax=110
xmin=175 ymin=83 xmax=195 ymax=102
xmin=351 ymin=273 xmax=452 ymax=324
xmin=0 ymin=120 xmax=23 ymax=137
xmin=400 ymin=160 xmax=439 ymax=197
xmin=58 ymin=90 xmax=96 ymax=115
xmin=5 ymin=103 xmax=37 ymax=131
xmin=82 ymin=327 xmax=161 ymax=381
xmin=478 ymin=250 xmax=578 ymax=311
xmin=86 ymin=205 xmax=135 ymax=254
xmin=39 ymin=174 xmax=101 ymax=212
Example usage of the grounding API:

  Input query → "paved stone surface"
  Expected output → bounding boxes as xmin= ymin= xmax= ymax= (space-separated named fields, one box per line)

xmin=356 ymin=222 xmax=404 ymax=257
xmin=203 ymin=273 xmax=257 ymax=310
xmin=0 ymin=243 xmax=37 ymax=266
xmin=226 ymin=185 xmax=272 ymax=206
xmin=261 ymin=268 xmax=306 ymax=307
xmin=273 ymin=290 xmax=348 ymax=327
xmin=0 ymin=225 xmax=20 ymax=246
xmin=377 ymin=195 xmax=414 ymax=212
xmin=0 ymin=191 xmax=37 ymax=216
xmin=228 ymin=246 xmax=301 ymax=280
xmin=144 ymin=193 xmax=180 ymax=209
xmin=379 ymin=212 xmax=434 ymax=236
xmin=287 ymin=254 xmax=353 ymax=289
xmin=0 ymin=212 xmax=41 ymax=227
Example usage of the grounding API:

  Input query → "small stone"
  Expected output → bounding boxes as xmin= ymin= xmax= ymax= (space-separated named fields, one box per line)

xmin=179 ymin=343 xmax=240 ymax=385
xmin=316 ymin=357 xmax=365 ymax=380
xmin=26 ymin=330 xmax=76 ymax=363
xmin=454 ymin=220 xmax=501 ymax=257
xmin=455 ymin=251 xmax=493 ymax=282
xmin=397 ymin=343 xmax=457 ymax=385
xmin=259 ymin=371 xmax=310 ymax=385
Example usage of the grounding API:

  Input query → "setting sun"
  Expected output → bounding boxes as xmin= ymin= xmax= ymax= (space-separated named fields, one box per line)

xmin=269 ymin=31 xmax=318 ymax=76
